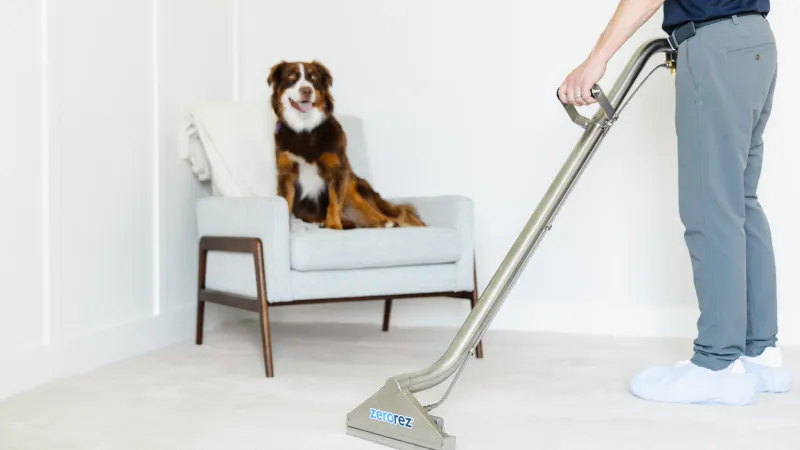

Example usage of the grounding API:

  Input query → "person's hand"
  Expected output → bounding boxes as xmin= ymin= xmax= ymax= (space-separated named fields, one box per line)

xmin=558 ymin=56 xmax=608 ymax=106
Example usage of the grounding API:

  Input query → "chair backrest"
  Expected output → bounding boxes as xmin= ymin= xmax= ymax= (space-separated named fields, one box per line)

xmin=197 ymin=111 xmax=372 ymax=197
xmin=337 ymin=115 xmax=372 ymax=180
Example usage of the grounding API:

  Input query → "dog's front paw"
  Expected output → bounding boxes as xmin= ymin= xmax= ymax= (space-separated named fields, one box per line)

xmin=325 ymin=218 xmax=343 ymax=230
xmin=384 ymin=220 xmax=399 ymax=228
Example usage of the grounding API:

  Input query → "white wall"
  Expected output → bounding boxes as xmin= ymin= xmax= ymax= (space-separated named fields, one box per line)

xmin=239 ymin=1 xmax=800 ymax=343
xmin=0 ymin=0 xmax=238 ymax=400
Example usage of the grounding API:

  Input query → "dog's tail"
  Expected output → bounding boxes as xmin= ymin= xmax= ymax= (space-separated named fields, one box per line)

xmin=354 ymin=176 xmax=426 ymax=227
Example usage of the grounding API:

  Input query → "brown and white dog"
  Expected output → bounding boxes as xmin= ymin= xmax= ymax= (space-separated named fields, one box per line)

xmin=267 ymin=60 xmax=425 ymax=230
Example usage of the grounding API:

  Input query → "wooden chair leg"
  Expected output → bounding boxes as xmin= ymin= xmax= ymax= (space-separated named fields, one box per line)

xmin=253 ymin=240 xmax=275 ymax=377
xmin=196 ymin=301 xmax=206 ymax=345
xmin=472 ymin=262 xmax=484 ymax=359
xmin=382 ymin=299 xmax=393 ymax=332
xmin=258 ymin=304 xmax=274 ymax=377
xmin=196 ymin=247 xmax=208 ymax=346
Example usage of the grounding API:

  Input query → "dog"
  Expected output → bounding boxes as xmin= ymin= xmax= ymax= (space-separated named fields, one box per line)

xmin=267 ymin=60 xmax=425 ymax=230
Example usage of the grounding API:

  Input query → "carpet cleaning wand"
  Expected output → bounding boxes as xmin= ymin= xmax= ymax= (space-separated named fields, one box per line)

xmin=345 ymin=37 xmax=678 ymax=450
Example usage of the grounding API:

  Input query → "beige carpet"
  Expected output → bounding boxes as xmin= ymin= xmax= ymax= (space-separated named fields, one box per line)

xmin=0 ymin=320 xmax=798 ymax=450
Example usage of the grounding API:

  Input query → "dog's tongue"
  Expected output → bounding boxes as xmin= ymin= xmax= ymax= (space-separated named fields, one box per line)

xmin=298 ymin=101 xmax=313 ymax=113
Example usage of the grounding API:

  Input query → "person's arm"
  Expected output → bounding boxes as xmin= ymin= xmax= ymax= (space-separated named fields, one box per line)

xmin=558 ymin=0 xmax=665 ymax=106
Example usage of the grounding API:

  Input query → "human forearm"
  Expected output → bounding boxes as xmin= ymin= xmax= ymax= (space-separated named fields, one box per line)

xmin=559 ymin=0 xmax=664 ymax=106
xmin=588 ymin=0 xmax=665 ymax=64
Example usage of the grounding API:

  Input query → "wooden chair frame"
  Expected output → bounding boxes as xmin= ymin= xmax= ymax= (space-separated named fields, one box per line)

xmin=195 ymin=236 xmax=484 ymax=377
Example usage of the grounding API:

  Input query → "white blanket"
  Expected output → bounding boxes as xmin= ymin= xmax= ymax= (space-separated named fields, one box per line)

xmin=179 ymin=101 xmax=322 ymax=232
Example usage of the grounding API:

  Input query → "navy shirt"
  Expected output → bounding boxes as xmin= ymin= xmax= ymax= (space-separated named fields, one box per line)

xmin=662 ymin=0 xmax=770 ymax=33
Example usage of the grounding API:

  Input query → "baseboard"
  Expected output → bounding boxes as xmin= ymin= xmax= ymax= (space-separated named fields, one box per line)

xmin=265 ymin=298 xmax=697 ymax=336
xmin=0 ymin=302 xmax=236 ymax=401
xmin=267 ymin=298 xmax=800 ymax=347
xmin=494 ymin=302 xmax=800 ymax=346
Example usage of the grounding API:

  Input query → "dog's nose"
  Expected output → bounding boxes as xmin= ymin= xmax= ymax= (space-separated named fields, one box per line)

xmin=300 ymin=86 xmax=313 ymax=98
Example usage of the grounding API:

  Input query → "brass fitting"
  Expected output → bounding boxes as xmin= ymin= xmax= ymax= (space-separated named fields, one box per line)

xmin=666 ymin=52 xmax=678 ymax=77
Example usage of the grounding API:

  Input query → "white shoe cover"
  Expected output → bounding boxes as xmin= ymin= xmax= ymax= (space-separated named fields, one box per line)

xmin=629 ymin=359 xmax=758 ymax=406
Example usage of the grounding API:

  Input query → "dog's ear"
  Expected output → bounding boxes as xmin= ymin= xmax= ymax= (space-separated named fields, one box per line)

xmin=267 ymin=61 xmax=288 ymax=86
xmin=312 ymin=60 xmax=333 ymax=88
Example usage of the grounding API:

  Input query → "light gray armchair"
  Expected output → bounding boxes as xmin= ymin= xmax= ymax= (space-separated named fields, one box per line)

xmin=193 ymin=116 xmax=483 ymax=377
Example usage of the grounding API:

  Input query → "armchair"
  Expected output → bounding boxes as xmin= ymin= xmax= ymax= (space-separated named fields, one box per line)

xmin=191 ymin=114 xmax=483 ymax=377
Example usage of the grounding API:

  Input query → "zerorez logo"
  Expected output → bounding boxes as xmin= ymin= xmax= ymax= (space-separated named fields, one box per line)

xmin=369 ymin=408 xmax=414 ymax=429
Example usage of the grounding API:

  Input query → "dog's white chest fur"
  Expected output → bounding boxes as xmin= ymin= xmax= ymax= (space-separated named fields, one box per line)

xmin=287 ymin=153 xmax=326 ymax=200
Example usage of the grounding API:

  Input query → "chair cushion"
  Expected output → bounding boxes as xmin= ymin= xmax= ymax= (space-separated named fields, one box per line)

xmin=290 ymin=226 xmax=462 ymax=272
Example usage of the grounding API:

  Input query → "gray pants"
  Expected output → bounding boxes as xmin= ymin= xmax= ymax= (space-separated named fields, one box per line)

xmin=675 ymin=14 xmax=779 ymax=371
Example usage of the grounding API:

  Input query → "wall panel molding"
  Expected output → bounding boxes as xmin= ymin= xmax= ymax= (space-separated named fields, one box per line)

xmin=0 ymin=0 xmax=47 ymax=356
xmin=40 ymin=0 xmax=52 ymax=347
xmin=233 ymin=0 xmax=241 ymax=101
xmin=1 ymin=0 xmax=248 ymax=400
xmin=152 ymin=0 xmax=162 ymax=317
xmin=51 ymin=0 xmax=156 ymax=337
xmin=45 ymin=0 xmax=64 ymax=351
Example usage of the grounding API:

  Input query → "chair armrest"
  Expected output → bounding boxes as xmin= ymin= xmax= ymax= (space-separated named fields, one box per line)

xmin=196 ymin=196 xmax=292 ymax=302
xmin=390 ymin=195 xmax=476 ymax=292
